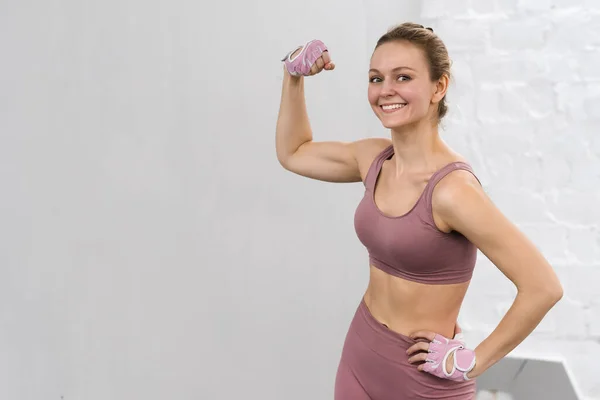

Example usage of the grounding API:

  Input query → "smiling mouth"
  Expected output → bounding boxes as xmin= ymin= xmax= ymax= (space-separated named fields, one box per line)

xmin=380 ymin=103 xmax=407 ymax=113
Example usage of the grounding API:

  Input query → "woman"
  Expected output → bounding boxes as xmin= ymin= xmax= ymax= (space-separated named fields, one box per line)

xmin=276 ymin=23 xmax=563 ymax=399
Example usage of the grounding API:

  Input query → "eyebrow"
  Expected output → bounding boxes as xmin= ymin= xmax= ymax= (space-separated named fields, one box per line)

xmin=369 ymin=66 xmax=416 ymax=74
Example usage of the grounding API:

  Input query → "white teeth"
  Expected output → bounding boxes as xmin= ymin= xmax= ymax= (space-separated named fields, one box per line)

xmin=381 ymin=104 xmax=406 ymax=110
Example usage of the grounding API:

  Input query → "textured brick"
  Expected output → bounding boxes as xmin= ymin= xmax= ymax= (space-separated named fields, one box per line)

xmin=556 ymin=82 xmax=600 ymax=120
xmin=550 ymin=0 xmax=583 ymax=8
xmin=567 ymin=227 xmax=600 ymax=265
xmin=587 ymin=304 xmax=600 ymax=337
xmin=539 ymin=155 xmax=571 ymax=190
xmin=583 ymin=0 xmax=600 ymax=9
xmin=520 ymin=225 xmax=569 ymax=262
xmin=530 ymin=126 xmax=594 ymax=191
xmin=558 ymin=265 xmax=600 ymax=306
xmin=536 ymin=297 xmax=587 ymax=337
xmin=477 ymin=123 xmax=548 ymax=191
xmin=479 ymin=123 xmax=533 ymax=155
xmin=434 ymin=2 xmax=600 ymax=398
xmin=570 ymin=156 xmax=600 ymax=191
xmin=434 ymin=20 xmax=489 ymax=53
xmin=495 ymin=0 xmax=519 ymax=14
xmin=468 ymin=0 xmax=497 ymax=15
xmin=472 ymin=53 xmax=579 ymax=84
xmin=591 ymin=127 xmax=600 ymax=159
xmin=470 ymin=54 xmax=548 ymax=84
xmin=518 ymin=0 xmax=553 ymax=11
xmin=547 ymin=191 xmax=600 ymax=226
xmin=491 ymin=18 xmax=550 ymax=50
xmin=578 ymin=51 xmax=600 ymax=80
xmin=475 ymin=82 xmax=555 ymax=122
xmin=546 ymin=12 xmax=600 ymax=51
xmin=421 ymin=0 xmax=470 ymax=19
xmin=489 ymin=189 xmax=550 ymax=224
xmin=542 ymin=53 xmax=581 ymax=82
xmin=461 ymin=294 xmax=512 ymax=330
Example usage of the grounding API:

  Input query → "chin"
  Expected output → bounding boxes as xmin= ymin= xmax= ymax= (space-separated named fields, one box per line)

xmin=378 ymin=116 xmax=414 ymax=130
xmin=377 ymin=111 xmax=428 ymax=130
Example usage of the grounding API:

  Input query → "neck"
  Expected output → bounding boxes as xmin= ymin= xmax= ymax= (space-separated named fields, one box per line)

xmin=388 ymin=119 xmax=447 ymax=177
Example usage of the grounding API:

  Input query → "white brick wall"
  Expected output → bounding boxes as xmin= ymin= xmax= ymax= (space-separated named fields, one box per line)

xmin=419 ymin=1 xmax=600 ymax=399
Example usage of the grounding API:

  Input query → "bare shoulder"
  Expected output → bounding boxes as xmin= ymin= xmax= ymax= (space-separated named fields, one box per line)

xmin=435 ymin=168 xmax=482 ymax=199
xmin=431 ymin=167 xmax=484 ymax=233
xmin=351 ymin=137 xmax=392 ymax=182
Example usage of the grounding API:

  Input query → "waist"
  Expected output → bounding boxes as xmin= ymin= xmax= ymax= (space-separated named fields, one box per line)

xmin=364 ymin=265 xmax=470 ymax=338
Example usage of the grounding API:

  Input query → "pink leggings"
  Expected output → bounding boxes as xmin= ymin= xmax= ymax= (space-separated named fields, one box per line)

xmin=334 ymin=299 xmax=476 ymax=400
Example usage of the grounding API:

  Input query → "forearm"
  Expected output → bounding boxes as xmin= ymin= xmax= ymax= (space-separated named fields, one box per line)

xmin=468 ymin=289 xmax=562 ymax=378
xmin=275 ymin=69 xmax=313 ymax=165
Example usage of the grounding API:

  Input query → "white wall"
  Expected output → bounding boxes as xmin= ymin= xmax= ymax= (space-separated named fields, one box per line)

xmin=422 ymin=1 xmax=600 ymax=399
xmin=0 ymin=0 xmax=598 ymax=399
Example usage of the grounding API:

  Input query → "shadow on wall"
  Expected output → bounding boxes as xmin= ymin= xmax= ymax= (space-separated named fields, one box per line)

xmin=476 ymin=356 xmax=581 ymax=400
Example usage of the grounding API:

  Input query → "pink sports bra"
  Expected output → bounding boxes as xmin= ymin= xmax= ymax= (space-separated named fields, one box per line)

xmin=354 ymin=144 xmax=480 ymax=285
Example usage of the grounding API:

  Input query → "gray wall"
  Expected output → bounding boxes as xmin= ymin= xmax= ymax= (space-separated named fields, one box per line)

xmin=1 ymin=1 xmax=421 ymax=399
xmin=2 ymin=0 xmax=599 ymax=399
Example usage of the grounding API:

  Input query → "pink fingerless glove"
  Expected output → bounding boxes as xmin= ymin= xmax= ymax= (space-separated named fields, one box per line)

xmin=423 ymin=334 xmax=476 ymax=381
xmin=281 ymin=39 xmax=328 ymax=76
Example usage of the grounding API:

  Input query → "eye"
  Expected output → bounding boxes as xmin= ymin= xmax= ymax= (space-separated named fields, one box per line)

xmin=368 ymin=75 xmax=411 ymax=83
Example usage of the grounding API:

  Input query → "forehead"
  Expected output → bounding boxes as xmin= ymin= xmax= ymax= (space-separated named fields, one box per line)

xmin=369 ymin=40 xmax=427 ymax=72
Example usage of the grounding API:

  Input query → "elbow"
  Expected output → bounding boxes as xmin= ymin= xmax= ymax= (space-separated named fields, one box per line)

xmin=277 ymin=148 xmax=302 ymax=172
xmin=545 ymin=277 xmax=564 ymax=303
xmin=275 ymin=148 xmax=288 ymax=168
xmin=542 ymin=285 xmax=564 ymax=306
xmin=519 ymin=283 xmax=564 ymax=305
xmin=550 ymin=284 xmax=564 ymax=303
xmin=277 ymin=155 xmax=291 ymax=171
xmin=275 ymin=147 xmax=295 ymax=171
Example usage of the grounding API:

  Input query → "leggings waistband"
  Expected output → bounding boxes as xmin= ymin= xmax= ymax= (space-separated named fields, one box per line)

xmin=356 ymin=297 xmax=420 ymax=351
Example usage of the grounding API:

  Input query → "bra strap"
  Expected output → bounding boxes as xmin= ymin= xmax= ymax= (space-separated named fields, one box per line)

xmin=364 ymin=145 xmax=394 ymax=190
xmin=422 ymin=162 xmax=481 ymax=212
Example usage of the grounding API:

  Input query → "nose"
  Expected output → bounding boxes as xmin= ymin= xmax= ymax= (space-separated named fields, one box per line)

xmin=380 ymin=79 xmax=396 ymax=97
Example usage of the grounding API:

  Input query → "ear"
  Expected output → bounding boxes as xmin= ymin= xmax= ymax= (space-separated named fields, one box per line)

xmin=431 ymin=74 xmax=449 ymax=104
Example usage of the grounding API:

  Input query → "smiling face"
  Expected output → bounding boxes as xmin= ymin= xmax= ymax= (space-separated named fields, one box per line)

xmin=368 ymin=40 xmax=447 ymax=129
